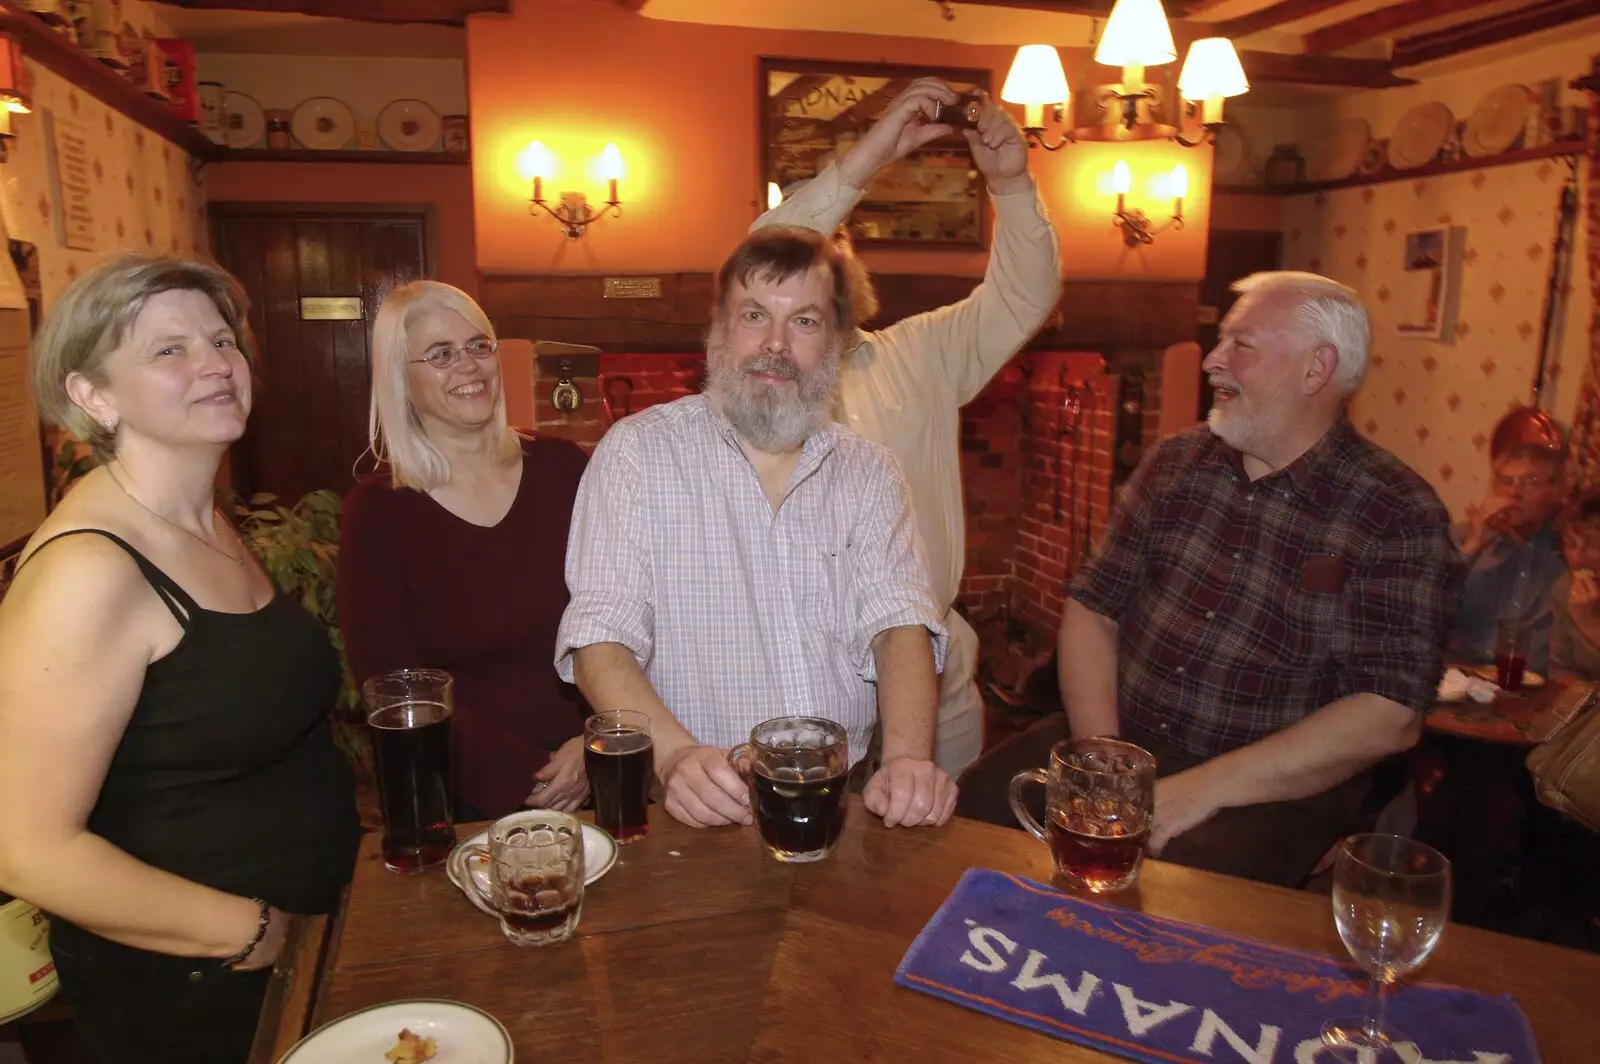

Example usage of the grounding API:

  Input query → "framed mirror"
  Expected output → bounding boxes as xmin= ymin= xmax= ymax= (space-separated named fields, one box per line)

xmin=759 ymin=57 xmax=992 ymax=249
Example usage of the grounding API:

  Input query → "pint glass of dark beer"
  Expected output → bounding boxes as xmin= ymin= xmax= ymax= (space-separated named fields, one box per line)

xmin=732 ymin=717 xmax=849 ymax=863
xmin=583 ymin=710 xmax=653 ymax=843
xmin=364 ymin=668 xmax=455 ymax=874
xmin=1010 ymin=737 xmax=1155 ymax=893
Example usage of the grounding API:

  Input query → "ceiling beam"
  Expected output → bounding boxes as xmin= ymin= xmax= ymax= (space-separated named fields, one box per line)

xmin=1209 ymin=0 xmax=1354 ymax=41
xmin=154 ymin=0 xmax=508 ymax=24
xmin=615 ymin=0 xmax=649 ymax=9
xmin=1392 ymin=0 xmax=1599 ymax=67
xmin=1305 ymin=0 xmax=1506 ymax=56
xmin=1237 ymin=49 xmax=1414 ymax=88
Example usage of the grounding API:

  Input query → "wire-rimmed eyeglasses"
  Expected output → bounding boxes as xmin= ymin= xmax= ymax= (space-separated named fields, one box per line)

xmin=409 ymin=338 xmax=499 ymax=370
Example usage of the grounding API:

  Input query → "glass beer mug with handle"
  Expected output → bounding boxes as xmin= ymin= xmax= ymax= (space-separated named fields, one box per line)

xmin=731 ymin=716 xmax=850 ymax=863
xmin=1009 ymin=737 xmax=1157 ymax=893
xmin=460 ymin=810 xmax=586 ymax=947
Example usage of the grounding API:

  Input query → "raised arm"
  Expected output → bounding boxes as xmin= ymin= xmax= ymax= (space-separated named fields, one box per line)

xmin=0 ymin=539 xmax=283 ymax=969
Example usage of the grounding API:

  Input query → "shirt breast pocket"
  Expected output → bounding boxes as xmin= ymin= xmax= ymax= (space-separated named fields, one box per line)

xmin=786 ymin=530 xmax=850 ymax=640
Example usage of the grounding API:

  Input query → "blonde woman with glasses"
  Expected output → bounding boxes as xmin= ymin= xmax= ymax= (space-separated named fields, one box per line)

xmin=337 ymin=281 xmax=590 ymax=821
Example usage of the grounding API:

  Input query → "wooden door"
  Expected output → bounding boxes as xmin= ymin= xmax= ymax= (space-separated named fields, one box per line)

xmin=1196 ymin=229 xmax=1282 ymax=421
xmin=211 ymin=208 xmax=431 ymax=504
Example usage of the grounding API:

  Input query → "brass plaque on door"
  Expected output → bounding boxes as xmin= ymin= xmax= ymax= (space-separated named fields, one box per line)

xmin=299 ymin=296 xmax=364 ymax=321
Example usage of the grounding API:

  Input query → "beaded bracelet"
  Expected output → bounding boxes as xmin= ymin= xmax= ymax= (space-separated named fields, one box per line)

xmin=221 ymin=898 xmax=271 ymax=970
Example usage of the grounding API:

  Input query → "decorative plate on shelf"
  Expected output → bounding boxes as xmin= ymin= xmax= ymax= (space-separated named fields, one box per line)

xmin=1212 ymin=122 xmax=1252 ymax=185
xmin=1358 ymin=139 xmax=1388 ymax=176
xmin=291 ymin=96 xmax=355 ymax=150
xmin=220 ymin=91 xmax=264 ymax=149
xmin=1464 ymin=84 xmax=1531 ymax=157
xmin=1306 ymin=117 xmax=1370 ymax=183
xmin=1389 ymin=101 xmax=1453 ymax=169
xmin=377 ymin=99 xmax=441 ymax=152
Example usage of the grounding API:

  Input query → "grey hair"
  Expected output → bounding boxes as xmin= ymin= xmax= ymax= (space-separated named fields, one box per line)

xmin=30 ymin=254 xmax=254 ymax=463
xmin=1232 ymin=271 xmax=1370 ymax=395
xmin=368 ymin=280 xmax=518 ymax=492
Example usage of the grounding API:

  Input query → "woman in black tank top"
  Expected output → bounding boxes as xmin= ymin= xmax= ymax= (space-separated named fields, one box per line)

xmin=0 ymin=256 xmax=358 ymax=1064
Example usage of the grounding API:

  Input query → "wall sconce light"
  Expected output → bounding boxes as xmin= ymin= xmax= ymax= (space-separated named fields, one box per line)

xmin=519 ymin=140 xmax=624 ymax=240
xmin=1112 ymin=161 xmax=1185 ymax=247
xmin=1001 ymin=0 xmax=1248 ymax=151
xmin=0 ymin=33 xmax=33 ymax=158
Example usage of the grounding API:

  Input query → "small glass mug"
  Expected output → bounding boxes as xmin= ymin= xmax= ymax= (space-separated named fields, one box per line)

xmin=1494 ymin=620 xmax=1531 ymax=692
xmin=461 ymin=811 xmax=585 ymax=946
xmin=731 ymin=716 xmax=850 ymax=864
xmin=1010 ymin=738 xmax=1157 ymax=893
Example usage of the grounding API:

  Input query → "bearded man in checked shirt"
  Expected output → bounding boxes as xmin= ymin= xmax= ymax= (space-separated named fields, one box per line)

xmin=960 ymin=272 xmax=1460 ymax=887
xmin=556 ymin=227 xmax=958 ymax=830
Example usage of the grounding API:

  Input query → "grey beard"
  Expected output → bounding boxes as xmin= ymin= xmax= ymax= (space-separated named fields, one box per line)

xmin=706 ymin=342 xmax=839 ymax=454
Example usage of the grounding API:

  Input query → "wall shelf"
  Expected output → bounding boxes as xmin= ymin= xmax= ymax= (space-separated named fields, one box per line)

xmin=1215 ymin=139 xmax=1585 ymax=197
xmin=0 ymin=0 xmax=215 ymax=159
xmin=215 ymin=149 xmax=469 ymax=165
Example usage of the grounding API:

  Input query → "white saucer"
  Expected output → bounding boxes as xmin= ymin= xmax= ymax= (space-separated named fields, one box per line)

xmin=279 ymin=999 xmax=511 ymax=1063
xmin=446 ymin=822 xmax=618 ymax=918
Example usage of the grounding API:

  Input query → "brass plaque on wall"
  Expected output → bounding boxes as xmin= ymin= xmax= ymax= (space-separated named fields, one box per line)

xmin=299 ymin=296 xmax=364 ymax=321
xmin=602 ymin=277 xmax=662 ymax=299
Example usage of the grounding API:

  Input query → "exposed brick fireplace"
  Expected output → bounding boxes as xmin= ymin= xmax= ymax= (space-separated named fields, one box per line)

xmin=485 ymin=272 xmax=1199 ymax=702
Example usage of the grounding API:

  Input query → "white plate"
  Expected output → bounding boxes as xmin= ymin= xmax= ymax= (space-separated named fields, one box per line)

xmin=1465 ymin=84 xmax=1530 ymax=157
xmin=278 ymin=999 xmax=511 ymax=1064
xmin=292 ymin=96 xmax=355 ymax=150
xmin=446 ymin=822 xmax=618 ymax=918
xmin=1307 ymin=117 xmax=1370 ymax=182
xmin=221 ymin=91 xmax=264 ymax=149
xmin=378 ymin=99 xmax=441 ymax=152
xmin=1212 ymin=122 xmax=1251 ymax=184
xmin=1389 ymin=101 xmax=1453 ymax=170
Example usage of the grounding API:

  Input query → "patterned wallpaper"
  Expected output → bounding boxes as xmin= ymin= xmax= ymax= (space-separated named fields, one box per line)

xmin=1282 ymin=157 xmax=1590 ymax=519
xmin=0 ymin=5 xmax=205 ymax=313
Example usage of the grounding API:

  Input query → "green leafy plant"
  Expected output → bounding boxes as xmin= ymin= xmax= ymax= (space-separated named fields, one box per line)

xmin=50 ymin=438 xmax=95 ymax=507
xmin=234 ymin=489 xmax=373 ymax=784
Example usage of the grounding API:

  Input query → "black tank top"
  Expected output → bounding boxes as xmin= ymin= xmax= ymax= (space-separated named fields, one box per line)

xmin=25 ymin=530 xmax=359 ymax=934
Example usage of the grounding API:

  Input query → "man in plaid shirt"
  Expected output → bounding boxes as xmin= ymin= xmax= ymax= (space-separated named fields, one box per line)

xmin=960 ymin=272 xmax=1457 ymax=886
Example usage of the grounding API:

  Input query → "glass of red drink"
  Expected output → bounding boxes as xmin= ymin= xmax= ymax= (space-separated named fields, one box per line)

xmin=1494 ymin=621 xmax=1530 ymax=692
xmin=1009 ymin=737 xmax=1156 ymax=893
xmin=461 ymin=810 xmax=585 ymax=946
xmin=364 ymin=668 xmax=455 ymax=874
xmin=583 ymin=711 xmax=653 ymax=843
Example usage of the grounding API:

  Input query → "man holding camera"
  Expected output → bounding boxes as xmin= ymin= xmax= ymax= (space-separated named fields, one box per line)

xmin=754 ymin=78 xmax=1062 ymax=778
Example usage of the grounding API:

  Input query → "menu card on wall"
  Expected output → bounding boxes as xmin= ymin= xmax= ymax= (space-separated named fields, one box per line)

xmin=0 ymin=309 xmax=46 ymax=548
xmin=42 ymin=109 xmax=97 ymax=252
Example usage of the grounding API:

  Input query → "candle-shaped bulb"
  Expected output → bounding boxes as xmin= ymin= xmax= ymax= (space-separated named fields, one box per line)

xmin=1171 ymin=163 xmax=1187 ymax=220
xmin=599 ymin=142 xmax=624 ymax=204
xmin=1112 ymin=160 xmax=1131 ymax=195
xmin=519 ymin=140 xmax=552 ymax=203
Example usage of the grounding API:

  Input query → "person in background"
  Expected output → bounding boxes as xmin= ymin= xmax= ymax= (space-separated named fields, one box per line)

xmin=1449 ymin=434 xmax=1568 ymax=675
xmin=557 ymin=226 xmax=957 ymax=831
xmin=1548 ymin=490 xmax=1600 ymax=680
xmin=754 ymin=77 xmax=1061 ymax=779
xmin=337 ymin=281 xmax=590 ymax=821
xmin=957 ymin=272 xmax=1457 ymax=887
xmin=0 ymin=255 xmax=359 ymax=1064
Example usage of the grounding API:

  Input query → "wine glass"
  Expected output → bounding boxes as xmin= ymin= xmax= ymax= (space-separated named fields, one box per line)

xmin=1323 ymin=834 xmax=1452 ymax=1061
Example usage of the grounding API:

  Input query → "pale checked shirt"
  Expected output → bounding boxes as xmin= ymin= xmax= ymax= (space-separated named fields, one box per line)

xmin=555 ymin=395 xmax=948 ymax=766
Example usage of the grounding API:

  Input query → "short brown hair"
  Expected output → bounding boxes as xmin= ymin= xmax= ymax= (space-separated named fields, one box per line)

xmin=30 ymin=254 xmax=255 ymax=462
xmin=714 ymin=226 xmax=861 ymax=335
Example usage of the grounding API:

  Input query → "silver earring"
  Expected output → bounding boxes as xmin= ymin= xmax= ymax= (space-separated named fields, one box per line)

xmin=102 ymin=418 xmax=115 ymax=431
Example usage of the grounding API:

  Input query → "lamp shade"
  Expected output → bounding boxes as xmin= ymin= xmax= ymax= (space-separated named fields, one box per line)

xmin=1178 ymin=37 xmax=1249 ymax=100
xmin=767 ymin=181 xmax=782 ymax=210
xmin=518 ymin=140 xmax=553 ymax=181
xmin=0 ymin=33 xmax=30 ymax=114
xmin=1001 ymin=45 xmax=1070 ymax=105
xmin=1096 ymin=0 xmax=1177 ymax=68
xmin=598 ymin=142 xmax=624 ymax=182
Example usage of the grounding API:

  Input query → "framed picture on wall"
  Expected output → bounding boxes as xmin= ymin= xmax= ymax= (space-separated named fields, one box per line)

xmin=1397 ymin=226 xmax=1466 ymax=341
xmin=758 ymin=57 xmax=992 ymax=249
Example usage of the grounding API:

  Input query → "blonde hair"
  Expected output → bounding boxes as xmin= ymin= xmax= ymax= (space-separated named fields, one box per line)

xmin=368 ymin=280 xmax=518 ymax=491
xmin=30 ymin=254 xmax=254 ymax=463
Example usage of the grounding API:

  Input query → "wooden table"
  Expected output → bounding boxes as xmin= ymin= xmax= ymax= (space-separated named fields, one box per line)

xmin=1424 ymin=674 xmax=1570 ymax=746
xmin=251 ymin=804 xmax=1600 ymax=1063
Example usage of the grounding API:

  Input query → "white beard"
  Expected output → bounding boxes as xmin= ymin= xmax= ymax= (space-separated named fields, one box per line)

xmin=706 ymin=331 xmax=840 ymax=453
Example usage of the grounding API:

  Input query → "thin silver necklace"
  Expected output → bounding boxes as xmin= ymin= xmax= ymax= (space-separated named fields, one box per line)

xmin=106 ymin=463 xmax=245 ymax=566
